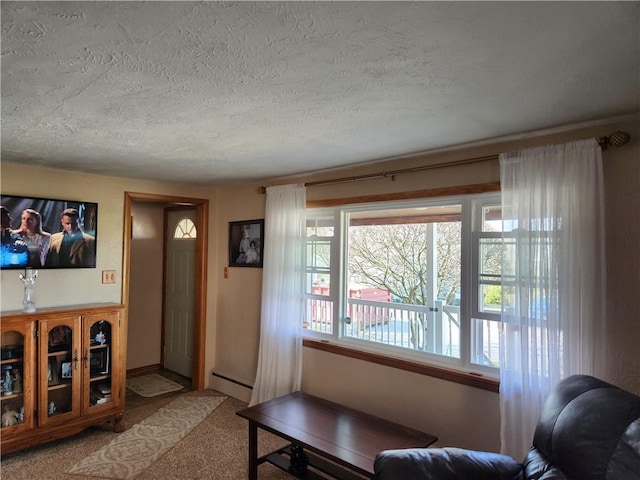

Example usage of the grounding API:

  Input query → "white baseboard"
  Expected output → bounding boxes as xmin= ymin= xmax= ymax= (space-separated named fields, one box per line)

xmin=210 ymin=373 xmax=252 ymax=403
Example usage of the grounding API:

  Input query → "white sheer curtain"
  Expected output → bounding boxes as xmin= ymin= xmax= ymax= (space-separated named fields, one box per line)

xmin=249 ymin=184 xmax=306 ymax=406
xmin=499 ymin=138 xmax=606 ymax=459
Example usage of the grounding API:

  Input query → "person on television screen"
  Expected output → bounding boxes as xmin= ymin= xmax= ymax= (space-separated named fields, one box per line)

xmin=12 ymin=208 xmax=51 ymax=267
xmin=45 ymin=208 xmax=95 ymax=267
xmin=1 ymin=207 xmax=26 ymax=247
xmin=1 ymin=206 xmax=28 ymax=267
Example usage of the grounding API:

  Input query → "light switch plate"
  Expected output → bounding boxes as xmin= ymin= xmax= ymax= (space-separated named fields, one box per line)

xmin=102 ymin=270 xmax=116 ymax=284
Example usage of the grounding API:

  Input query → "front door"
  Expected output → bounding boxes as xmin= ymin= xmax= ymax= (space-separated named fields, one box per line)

xmin=163 ymin=209 xmax=196 ymax=378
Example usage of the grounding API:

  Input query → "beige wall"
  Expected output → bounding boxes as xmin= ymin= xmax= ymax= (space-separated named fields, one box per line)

xmin=213 ymin=186 xmax=265 ymax=386
xmin=214 ymin=116 xmax=639 ymax=452
xmin=1 ymin=168 xmax=128 ymax=310
xmin=2 ymin=115 xmax=637 ymax=453
xmin=601 ymin=119 xmax=640 ymax=391
xmin=0 ymin=167 xmax=220 ymax=388
xmin=127 ymin=202 xmax=165 ymax=370
xmin=301 ymin=348 xmax=500 ymax=450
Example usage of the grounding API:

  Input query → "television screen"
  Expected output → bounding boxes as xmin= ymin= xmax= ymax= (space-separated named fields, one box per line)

xmin=1 ymin=194 xmax=98 ymax=270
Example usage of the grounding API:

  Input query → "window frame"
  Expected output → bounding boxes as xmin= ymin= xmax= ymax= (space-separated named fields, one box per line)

xmin=304 ymin=213 xmax=338 ymax=334
xmin=304 ymin=190 xmax=502 ymax=380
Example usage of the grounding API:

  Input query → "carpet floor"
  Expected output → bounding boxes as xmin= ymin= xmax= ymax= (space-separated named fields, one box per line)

xmin=0 ymin=390 xmax=296 ymax=480
xmin=68 ymin=395 xmax=226 ymax=479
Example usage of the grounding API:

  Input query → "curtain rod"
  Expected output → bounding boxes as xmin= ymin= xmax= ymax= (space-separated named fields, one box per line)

xmin=257 ymin=154 xmax=497 ymax=193
xmin=259 ymin=130 xmax=630 ymax=193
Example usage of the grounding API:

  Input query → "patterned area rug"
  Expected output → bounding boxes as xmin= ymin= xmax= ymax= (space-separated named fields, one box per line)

xmin=126 ymin=373 xmax=184 ymax=397
xmin=68 ymin=395 xmax=226 ymax=479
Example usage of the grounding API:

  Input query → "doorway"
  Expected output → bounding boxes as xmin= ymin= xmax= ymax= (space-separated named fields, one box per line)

xmin=122 ymin=192 xmax=209 ymax=391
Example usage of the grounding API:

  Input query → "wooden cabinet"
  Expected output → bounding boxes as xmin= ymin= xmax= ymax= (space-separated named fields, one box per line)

xmin=1 ymin=303 xmax=125 ymax=454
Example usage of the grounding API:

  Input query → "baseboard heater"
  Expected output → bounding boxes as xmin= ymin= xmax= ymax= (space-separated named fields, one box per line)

xmin=212 ymin=371 xmax=253 ymax=390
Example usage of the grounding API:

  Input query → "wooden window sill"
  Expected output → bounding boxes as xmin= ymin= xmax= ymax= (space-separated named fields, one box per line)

xmin=303 ymin=338 xmax=499 ymax=393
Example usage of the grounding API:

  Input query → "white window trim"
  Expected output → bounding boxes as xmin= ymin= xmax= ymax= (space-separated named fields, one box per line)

xmin=304 ymin=192 xmax=502 ymax=379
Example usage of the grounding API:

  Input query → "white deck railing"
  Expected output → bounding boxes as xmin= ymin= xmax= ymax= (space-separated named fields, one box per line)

xmin=306 ymin=297 xmax=461 ymax=359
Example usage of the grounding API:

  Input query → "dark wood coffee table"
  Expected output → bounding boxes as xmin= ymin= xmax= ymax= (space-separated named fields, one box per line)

xmin=236 ymin=391 xmax=437 ymax=479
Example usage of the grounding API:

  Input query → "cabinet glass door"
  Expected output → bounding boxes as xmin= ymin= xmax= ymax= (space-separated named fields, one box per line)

xmin=1 ymin=321 xmax=35 ymax=432
xmin=40 ymin=317 xmax=81 ymax=425
xmin=85 ymin=317 xmax=116 ymax=410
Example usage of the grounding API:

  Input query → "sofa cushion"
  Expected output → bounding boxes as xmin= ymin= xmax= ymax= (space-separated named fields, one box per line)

xmin=374 ymin=447 xmax=523 ymax=480
xmin=531 ymin=375 xmax=640 ymax=480
xmin=523 ymin=448 xmax=569 ymax=480
xmin=374 ymin=376 xmax=640 ymax=480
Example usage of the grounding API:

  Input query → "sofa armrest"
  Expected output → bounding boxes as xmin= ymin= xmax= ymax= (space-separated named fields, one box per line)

xmin=374 ymin=447 xmax=523 ymax=480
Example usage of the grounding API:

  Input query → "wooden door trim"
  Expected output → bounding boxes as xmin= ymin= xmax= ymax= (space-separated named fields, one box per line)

xmin=122 ymin=192 xmax=208 ymax=391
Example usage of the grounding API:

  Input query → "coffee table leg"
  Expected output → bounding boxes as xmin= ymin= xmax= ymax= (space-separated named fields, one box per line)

xmin=289 ymin=444 xmax=309 ymax=476
xmin=248 ymin=421 xmax=258 ymax=480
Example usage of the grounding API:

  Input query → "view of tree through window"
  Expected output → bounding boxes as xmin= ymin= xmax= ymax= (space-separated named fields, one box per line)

xmin=346 ymin=207 xmax=462 ymax=354
xmin=304 ymin=193 xmax=502 ymax=375
xmin=349 ymin=222 xmax=461 ymax=305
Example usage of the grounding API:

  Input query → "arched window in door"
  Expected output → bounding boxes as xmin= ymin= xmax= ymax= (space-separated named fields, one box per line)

xmin=173 ymin=217 xmax=197 ymax=239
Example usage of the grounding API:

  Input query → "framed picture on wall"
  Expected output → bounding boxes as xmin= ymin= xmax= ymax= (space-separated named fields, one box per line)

xmin=229 ymin=219 xmax=264 ymax=268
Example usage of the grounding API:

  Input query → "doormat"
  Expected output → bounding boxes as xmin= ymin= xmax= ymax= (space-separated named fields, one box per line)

xmin=68 ymin=395 xmax=226 ymax=479
xmin=126 ymin=374 xmax=184 ymax=397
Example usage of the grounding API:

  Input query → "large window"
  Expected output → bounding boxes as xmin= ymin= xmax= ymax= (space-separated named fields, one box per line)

xmin=304 ymin=192 xmax=503 ymax=376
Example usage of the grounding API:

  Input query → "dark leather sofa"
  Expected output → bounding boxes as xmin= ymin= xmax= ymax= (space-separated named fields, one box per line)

xmin=374 ymin=375 xmax=640 ymax=480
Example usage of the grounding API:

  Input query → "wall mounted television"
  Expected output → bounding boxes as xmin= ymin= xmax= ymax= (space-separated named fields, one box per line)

xmin=1 ymin=194 xmax=98 ymax=270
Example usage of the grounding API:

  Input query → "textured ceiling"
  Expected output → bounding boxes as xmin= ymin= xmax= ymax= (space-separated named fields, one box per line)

xmin=1 ymin=1 xmax=638 ymax=186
